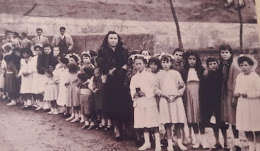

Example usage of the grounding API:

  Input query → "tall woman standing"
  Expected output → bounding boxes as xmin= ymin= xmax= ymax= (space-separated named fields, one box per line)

xmin=97 ymin=31 xmax=132 ymax=140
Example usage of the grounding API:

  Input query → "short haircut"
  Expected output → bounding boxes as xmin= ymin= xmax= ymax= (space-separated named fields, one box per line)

xmin=21 ymin=32 xmax=27 ymax=37
xmin=238 ymin=56 xmax=254 ymax=66
xmin=36 ymin=28 xmax=43 ymax=32
xmin=13 ymin=32 xmax=19 ymax=37
xmin=161 ymin=55 xmax=173 ymax=62
xmin=77 ymin=72 xmax=90 ymax=82
xmin=148 ymin=57 xmax=162 ymax=69
xmin=206 ymin=57 xmax=218 ymax=66
xmin=60 ymin=27 xmax=66 ymax=30
xmin=173 ymin=48 xmax=184 ymax=55
xmin=5 ymin=30 xmax=12 ymax=35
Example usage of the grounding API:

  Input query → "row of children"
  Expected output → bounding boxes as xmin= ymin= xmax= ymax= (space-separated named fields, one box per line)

xmin=1 ymin=38 xmax=260 ymax=151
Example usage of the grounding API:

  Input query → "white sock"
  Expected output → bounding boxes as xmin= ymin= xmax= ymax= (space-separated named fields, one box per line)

xmin=107 ymin=119 xmax=112 ymax=126
xmin=143 ymin=131 xmax=150 ymax=145
xmin=154 ymin=132 xmax=161 ymax=149
xmin=249 ymin=142 xmax=255 ymax=151
xmin=101 ymin=118 xmax=106 ymax=126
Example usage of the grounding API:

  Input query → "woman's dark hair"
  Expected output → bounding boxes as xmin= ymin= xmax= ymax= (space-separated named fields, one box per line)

xmin=60 ymin=57 xmax=69 ymax=65
xmin=148 ymin=57 xmax=163 ymax=70
xmin=101 ymin=31 xmax=123 ymax=48
xmin=238 ymin=56 xmax=254 ymax=66
xmin=45 ymin=69 xmax=54 ymax=77
xmin=183 ymin=50 xmax=202 ymax=70
xmin=67 ymin=63 xmax=78 ymax=73
xmin=206 ymin=57 xmax=218 ymax=66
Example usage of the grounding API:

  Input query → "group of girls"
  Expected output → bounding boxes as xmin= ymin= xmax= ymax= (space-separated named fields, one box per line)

xmin=1 ymin=38 xmax=260 ymax=151
xmin=1 ymin=43 xmax=113 ymax=130
xmin=129 ymin=45 xmax=260 ymax=151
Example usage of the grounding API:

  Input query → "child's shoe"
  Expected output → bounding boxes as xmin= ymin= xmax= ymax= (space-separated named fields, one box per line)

xmin=88 ymin=122 xmax=96 ymax=130
xmin=138 ymin=143 xmax=151 ymax=151
xmin=79 ymin=114 xmax=85 ymax=123
xmin=200 ymin=135 xmax=210 ymax=149
xmin=35 ymin=104 xmax=42 ymax=111
xmin=48 ymin=109 xmax=54 ymax=114
xmin=66 ymin=115 xmax=75 ymax=121
xmin=167 ymin=139 xmax=174 ymax=151
xmin=192 ymin=141 xmax=200 ymax=149
xmin=177 ymin=139 xmax=187 ymax=151
xmin=52 ymin=109 xmax=58 ymax=115
xmin=82 ymin=121 xmax=90 ymax=129
xmin=70 ymin=114 xmax=80 ymax=123
xmin=7 ymin=100 xmax=16 ymax=106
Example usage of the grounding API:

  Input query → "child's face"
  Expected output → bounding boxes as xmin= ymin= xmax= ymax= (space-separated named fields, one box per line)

xmin=82 ymin=56 xmax=91 ymax=64
xmin=173 ymin=51 xmax=183 ymax=63
xmin=188 ymin=55 xmax=196 ymax=67
xmin=53 ymin=47 xmax=60 ymax=57
xmin=239 ymin=61 xmax=253 ymax=75
xmin=141 ymin=51 xmax=150 ymax=56
xmin=134 ymin=59 xmax=145 ymax=72
xmin=149 ymin=62 xmax=158 ymax=73
xmin=23 ymin=52 xmax=29 ymax=59
xmin=208 ymin=61 xmax=218 ymax=71
xmin=35 ymin=48 xmax=42 ymax=56
xmin=14 ymin=51 xmax=20 ymax=57
xmin=44 ymin=47 xmax=52 ymax=55
xmin=69 ymin=57 xmax=77 ymax=64
xmin=220 ymin=50 xmax=231 ymax=61
xmin=161 ymin=60 xmax=172 ymax=71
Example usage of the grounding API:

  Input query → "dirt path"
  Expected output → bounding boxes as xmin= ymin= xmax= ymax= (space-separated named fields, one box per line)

xmin=0 ymin=100 xmax=249 ymax=151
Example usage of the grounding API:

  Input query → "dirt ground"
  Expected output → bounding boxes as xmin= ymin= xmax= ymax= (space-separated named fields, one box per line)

xmin=0 ymin=100 xmax=250 ymax=151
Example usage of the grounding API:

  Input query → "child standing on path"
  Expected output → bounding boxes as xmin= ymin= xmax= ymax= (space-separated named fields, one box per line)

xmin=155 ymin=55 xmax=187 ymax=151
xmin=234 ymin=55 xmax=260 ymax=151
xmin=130 ymin=56 xmax=161 ymax=151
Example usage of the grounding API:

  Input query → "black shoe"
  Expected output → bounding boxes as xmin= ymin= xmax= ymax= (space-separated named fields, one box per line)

xmin=212 ymin=143 xmax=223 ymax=151
xmin=115 ymin=136 xmax=123 ymax=141
xmin=224 ymin=144 xmax=230 ymax=151
xmin=104 ymin=126 xmax=113 ymax=131
xmin=233 ymin=145 xmax=241 ymax=151
xmin=62 ymin=113 xmax=71 ymax=118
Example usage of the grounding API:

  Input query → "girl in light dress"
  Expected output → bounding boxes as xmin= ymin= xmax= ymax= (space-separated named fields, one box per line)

xmin=130 ymin=56 xmax=161 ymax=151
xmin=234 ymin=55 xmax=260 ymax=151
xmin=43 ymin=69 xmax=59 ymax=114
xmin=53 ymin=57 xmax=69 ymax=115
xmin=31 ymin=45 xmax=47 ymax=111
xmin=18 ymin=48 xmax=34 ymax=108
xmin=155 ymin=55 xmax=187 ymax=151
xmin=65 ymin=62 xmax=80 ymax=123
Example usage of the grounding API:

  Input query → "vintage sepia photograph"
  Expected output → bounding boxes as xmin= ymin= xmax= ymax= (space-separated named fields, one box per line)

xmin=0 ymin=0 xmax=259 ymax=151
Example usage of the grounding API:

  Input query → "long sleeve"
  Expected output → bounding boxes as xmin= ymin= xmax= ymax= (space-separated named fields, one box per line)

xmin=129 ymin=75 xmax=137 ymax=100
xmin=67 ymin=36 xmax=74 ymax=51
xmin=176 ymin=72 xmax=186 ymax=96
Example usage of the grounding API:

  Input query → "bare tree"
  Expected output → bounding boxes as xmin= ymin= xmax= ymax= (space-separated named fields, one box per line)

xmin=169 ymin=0 xmax=183 ymax=49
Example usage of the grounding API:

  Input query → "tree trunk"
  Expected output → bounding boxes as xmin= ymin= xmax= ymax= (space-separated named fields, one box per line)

xmin=238 ymin=8 xmax=245 ymax=54
xmin=169 ymin=0 xmax=183 ymax=48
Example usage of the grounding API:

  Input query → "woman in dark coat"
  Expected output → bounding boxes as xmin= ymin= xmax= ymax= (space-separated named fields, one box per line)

xmin=97 ymin=31 xmax=132 ymax=140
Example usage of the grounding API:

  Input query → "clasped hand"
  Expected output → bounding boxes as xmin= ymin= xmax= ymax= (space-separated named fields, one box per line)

xmin=234 ymin=93 xmax=247 ymax=98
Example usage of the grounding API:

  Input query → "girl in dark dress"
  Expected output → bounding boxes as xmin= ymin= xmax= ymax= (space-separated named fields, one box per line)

xmin=97 ymin=31 xmax=132 ymax=140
